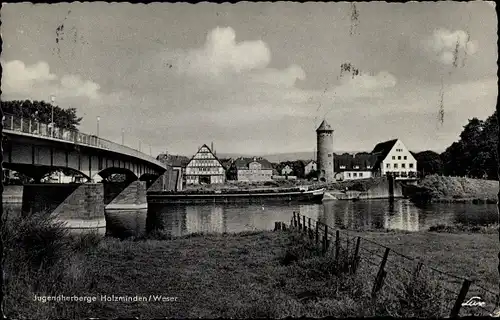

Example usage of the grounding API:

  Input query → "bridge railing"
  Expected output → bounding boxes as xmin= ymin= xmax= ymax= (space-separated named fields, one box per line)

xmin=3 ymin=113 xmax=166 ymax=169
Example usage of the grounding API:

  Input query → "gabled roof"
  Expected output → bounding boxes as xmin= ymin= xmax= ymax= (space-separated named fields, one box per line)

xmin=301 ymin=159 xmax=316 ymax=166
xmin=316 ymin=119 xmax=333 ymax=132
xmin=370 ymin=139 xmax=399 ymax=171
xmin=233 ymin=157 xmax=273 ymax=170
xmin=156 ymin=154 xmax=190 ymax=168
xmin=186 ymin=144 xmax=224 ymax=168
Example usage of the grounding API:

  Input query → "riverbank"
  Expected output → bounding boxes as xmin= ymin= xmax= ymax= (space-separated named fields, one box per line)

xmin=4 ymin=214 xmax=498 ymax=318
xmin=406 ymin=175 xmax=498 ymax=203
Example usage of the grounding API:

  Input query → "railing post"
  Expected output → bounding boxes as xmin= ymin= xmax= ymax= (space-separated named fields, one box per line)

xmin=29 ymin=119 xmax=32 ymax=133
xmin=11 ymin=115 xmax=13 ymax=129
xmin=293 ymin=212 xmax=296 ymax=228
xmin=37 ymin=121 xmax=40 ymax=134
xmin=372 ymin=247 xmax=391 ymax=299
xmin=297 ymin=213 xmax=301 ymax=231
xmin=450 ymin=279 xmax=472 ymax=318
xmin=20 ymin=117 xmax=23 ymax=131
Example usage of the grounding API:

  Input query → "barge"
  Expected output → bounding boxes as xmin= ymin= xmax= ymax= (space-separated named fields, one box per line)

xmin=147 ymin=187 xmax=326 ymax=204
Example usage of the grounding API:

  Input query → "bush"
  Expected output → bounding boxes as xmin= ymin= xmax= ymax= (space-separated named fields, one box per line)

xmin=2 ymin=213 xmax=101 ymax=319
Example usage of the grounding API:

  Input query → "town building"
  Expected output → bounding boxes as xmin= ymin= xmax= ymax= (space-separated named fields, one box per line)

xmin=185 ymin=144 xmax=226 ymax=185
xmin=370 ymin=139 xmax=418 ymax=180
xmin=334 ymin=153 xmax=376 ymax=181
xmin=156 ymin=153 xmax=191 ymax=190
xmin=231 ymin=157 xmax=274 ymax=182
xmin=303 ymin=160 xmax=317 ymax=176
xmin=281 ymin=164 xmax=293 ymax=176
xmin=316 ymin=119 xmax=335 ymax=183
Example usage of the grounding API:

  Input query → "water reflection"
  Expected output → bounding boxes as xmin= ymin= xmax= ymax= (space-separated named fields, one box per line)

xmin=4 ymin=198 xmax=498 ymax=238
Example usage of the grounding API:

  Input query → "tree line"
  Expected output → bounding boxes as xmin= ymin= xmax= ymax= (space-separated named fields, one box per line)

xmin=2 ymin=100 xmax=82 ymax=131
xmin=414 ymin=110 xmax=498 ymax=180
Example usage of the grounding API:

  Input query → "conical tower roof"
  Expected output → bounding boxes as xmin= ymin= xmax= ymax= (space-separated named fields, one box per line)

xmin=316 ymin=119 xmax=333 ymax=132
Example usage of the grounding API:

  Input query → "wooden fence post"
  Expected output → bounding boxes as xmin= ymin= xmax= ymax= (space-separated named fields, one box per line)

xmin=335 ymin=230 xmax=340 ymax=265
xmin=315 ymin=222 xmax=319 ymax=246
xmin=293 ymin=212 xmax=296 ymax=228
xmin=371 ymin=248 xmax=391 ymax=299
xmin=351 ymin=236 xmax=361 ymax=274
xmin=413 ymin=261 xmax=423 ymax=280
xmin=274 ymin=222 xmax=278 ymax=231
xmin=322 ymin=224 xmax=329 ymax=255
xmin=308 ymin=218 xmax=312 ymax=239
xmin=298 ymin=213 xmax=301 ymax=231
xmin=450 ymin=279 xmax=472 ymax=318
xmin=302 ymin=216 xmax=306 ymax=235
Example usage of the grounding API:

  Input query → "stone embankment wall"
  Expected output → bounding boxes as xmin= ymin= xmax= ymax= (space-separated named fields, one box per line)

xmin=326 ymin=177 xmax=403 ymax=200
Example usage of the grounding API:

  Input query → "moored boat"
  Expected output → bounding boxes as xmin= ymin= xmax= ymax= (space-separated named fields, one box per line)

xmin=147 ymin=187 xmax=325 ymax=204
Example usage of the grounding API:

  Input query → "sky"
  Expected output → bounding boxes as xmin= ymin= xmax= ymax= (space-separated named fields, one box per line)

xmin=1 ymin=2 xmax=497 ymax=157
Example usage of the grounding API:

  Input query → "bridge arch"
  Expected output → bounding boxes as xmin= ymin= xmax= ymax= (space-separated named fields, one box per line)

xmin=97 ymin=167 xmax=138 ymax=184
xmin=3 ymin=163 xmax=91 ymax=183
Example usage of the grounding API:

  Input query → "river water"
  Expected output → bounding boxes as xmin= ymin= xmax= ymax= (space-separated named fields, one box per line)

xmin=4 ymin=199 xmax=498 ymax=238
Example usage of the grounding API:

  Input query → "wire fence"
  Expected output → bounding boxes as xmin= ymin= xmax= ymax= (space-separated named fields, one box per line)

xmin=274 ymin=212 xmax=499 ymax=317
xmin=2 ymin=113 xmax=165 ymax=168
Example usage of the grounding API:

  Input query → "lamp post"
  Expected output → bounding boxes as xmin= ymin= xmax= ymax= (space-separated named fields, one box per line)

xmin=97 ymin=116 xmax=100 ymax=137
xmin=50 ymin=95 xmax=55 ymax=137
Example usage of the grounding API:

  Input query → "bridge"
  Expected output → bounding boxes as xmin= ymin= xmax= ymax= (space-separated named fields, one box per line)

xmin=2 ymin=113 xmax=167 ymax=182
xmin=2 ymin=113 xmax=177 ymax=236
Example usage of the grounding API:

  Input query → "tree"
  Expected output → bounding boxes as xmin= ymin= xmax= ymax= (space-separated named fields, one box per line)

xmin=414 ymin=151 xmax=443 ymax=176
xmin=2 ymin=100 xmax=82 ymax=131
xmin=440 ymin=111 xmax=498 ymax=180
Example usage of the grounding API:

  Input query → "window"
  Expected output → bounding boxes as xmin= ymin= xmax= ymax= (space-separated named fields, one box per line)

xmin=353 ymin=173 xmax=357 ymax=177
xmin=402 ymin=163 xmax=406 ymax=168
xmin=386 ymin=163 xmax=390 ymax=169
xmin=359 ymin=172 xmax=363 ymax=177
xmin=398 ymin=156 xmax=401 ymax=160
xmin=394 ymin=163 xmax=398 ymax=169
xmin=409 ymin=163 xmax=414 ymax=168
xmin=347 ymin=173 xmax=351 ymax=177
xmin=404 ymin=156 xmax=407 ymax=160
xmin=392 ymin=156 xmax=395 ymax=160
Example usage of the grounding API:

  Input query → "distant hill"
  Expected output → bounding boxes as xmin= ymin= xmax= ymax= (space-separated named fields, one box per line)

xmin=216 ymin=151 xmax=361 ymax=163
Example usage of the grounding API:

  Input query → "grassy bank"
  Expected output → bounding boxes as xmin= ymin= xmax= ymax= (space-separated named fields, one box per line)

xmin=416 ymin=174 xmax=498 ymax=203
xmin=349 ymin=229 xmax=499 ymax=291
xmin=3 ymin=215 xmax=498 ymax=318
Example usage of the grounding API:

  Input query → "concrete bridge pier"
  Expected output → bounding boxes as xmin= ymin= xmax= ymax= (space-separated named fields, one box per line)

xmin=21 ymin=183 xmax=106 ymax=235
xmin=104 ymin=180 xmax=148 ymax=238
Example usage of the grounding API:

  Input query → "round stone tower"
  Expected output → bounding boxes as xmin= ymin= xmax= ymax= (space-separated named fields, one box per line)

xmin=316 ymin=119 xmax=335 ymax=183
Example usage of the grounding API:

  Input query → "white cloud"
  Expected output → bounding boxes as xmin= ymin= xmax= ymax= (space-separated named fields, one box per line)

xmin=423 ymin=28 xmax=478 ymax=65
xmin=2 ymin=60 xmax=57 ymax=92
xmin=1 ymin=60 xmax=103 ymax=101
xmin=176 ymin=26 xmax=271 ymax=77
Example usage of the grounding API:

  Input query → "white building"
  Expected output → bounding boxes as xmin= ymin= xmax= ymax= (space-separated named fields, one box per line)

xmin=370 ymin=139 xmax=418 ymax=180
xmin=303 ymin=160 xmax=317 ymax=176
xmin=281 ymin=165 xmax=293 ymax=176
